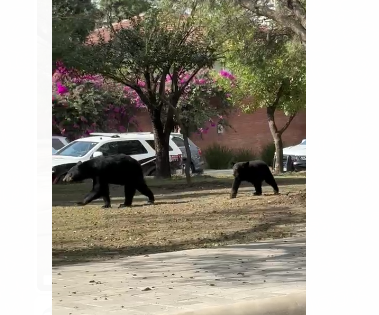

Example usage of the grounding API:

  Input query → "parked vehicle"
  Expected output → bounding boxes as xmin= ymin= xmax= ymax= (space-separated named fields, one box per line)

xmin=273 ymin=139 xmax=306 ymax=172
xmin=52 ymin=132 xmax=183 ymax=184
xmin=170 ymin=133 xmax=205 ymax=174
xmin=52 ymin=136 xmax=70 ymax=154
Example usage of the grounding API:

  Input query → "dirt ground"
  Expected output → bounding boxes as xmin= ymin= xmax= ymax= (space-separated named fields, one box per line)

xmin=53 ymin=180 xmax=306 ymax=266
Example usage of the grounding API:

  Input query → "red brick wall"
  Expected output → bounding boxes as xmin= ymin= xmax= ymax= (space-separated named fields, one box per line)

xmin=135 ymin=108 xmax=306 ymax=154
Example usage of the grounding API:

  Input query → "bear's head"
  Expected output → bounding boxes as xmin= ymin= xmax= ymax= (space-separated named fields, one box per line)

xmin=232 ymin=161 xmax=249 ymax=177
xmin=62 ymin=161 xmax=85 ymax=183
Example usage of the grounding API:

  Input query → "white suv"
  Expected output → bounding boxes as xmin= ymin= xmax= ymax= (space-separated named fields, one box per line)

xmin=52 ymin=136 xmax=70 ymax=154
xmin=52 ymin=132 xmax=183 ymax=183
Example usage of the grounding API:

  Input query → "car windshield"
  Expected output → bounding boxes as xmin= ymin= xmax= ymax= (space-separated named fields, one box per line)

xmin=55 ymin=141 xmax=98 ymax=157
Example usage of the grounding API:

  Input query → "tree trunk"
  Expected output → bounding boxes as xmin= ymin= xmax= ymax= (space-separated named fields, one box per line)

xmin=267 ymin=105 xmax=297 ymax=174
xmin=182 ymin=127 xmax=192 ymax=184
xmin=267 ymin=106 xmax=283 ymax=174
xmin=273 ymin=133 xmax=284 ymax=174
xmin=151 ymin=109 xmax=172 ymax=179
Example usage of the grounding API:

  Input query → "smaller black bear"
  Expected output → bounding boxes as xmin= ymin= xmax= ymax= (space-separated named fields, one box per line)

xmin=63 ymin=154 xmax=155 ymax=208
xmin=230 ymin=160 xmax=279 ymax=198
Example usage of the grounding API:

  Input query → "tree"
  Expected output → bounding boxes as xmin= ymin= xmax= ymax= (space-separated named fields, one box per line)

xmin=217 ymin=25 xmax=305 ymax=173
xmin=173 ymin=70 xmax=235 ymax=183
xmin=97 ymin=0 xmax=153 ymax=23
xmin=208 ymin=0 xmax=306 ymax=46
xmin=52 ymin=0 xmax=100 ymax=73
xmin=68 ymin=3 xmax=221 ymax=178
xmin=52 ymin=62 xmax=139 ymax=140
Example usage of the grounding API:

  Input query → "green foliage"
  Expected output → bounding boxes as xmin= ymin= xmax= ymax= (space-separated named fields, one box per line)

xmin=219 ymin=29 xmax=306 ymax=115
xmin=52 ymin=0 xmax=99 ymax=68
xmin=98 ymin=0 xmax=152 ymax=22
xmin=232 ymin=148 xmax=258 ymax=164
xmin=203 ymin=144 xmax=257 ymax=169
xmin=203 ymin=144 xmax=234 ymax=169
xmin=259 ymin=142 xmax=276 ymax=166
xmin=176 ymin=71 xmax=234 ymax=134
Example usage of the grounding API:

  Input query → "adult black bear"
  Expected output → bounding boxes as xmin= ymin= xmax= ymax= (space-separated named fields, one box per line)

xmin=63 ymin=154 xmax=155 ymax=208
xmin=230 ymin=160 xmax=279 ymax=198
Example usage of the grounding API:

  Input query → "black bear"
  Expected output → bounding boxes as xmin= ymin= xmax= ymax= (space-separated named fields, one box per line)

xmin=230 ymin=160 xmax=279 ymax=198
xmin=63 ymin=154 xmax=155 ymax=208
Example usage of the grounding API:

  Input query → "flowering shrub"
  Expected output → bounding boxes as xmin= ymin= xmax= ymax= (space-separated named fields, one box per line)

xmin=52 ymin=61 xmax=237 ymax=139
xmin=52 ymin=62 xmax=139 ymax=139
xmin=175 ymin=70 xmax=236 ymax=134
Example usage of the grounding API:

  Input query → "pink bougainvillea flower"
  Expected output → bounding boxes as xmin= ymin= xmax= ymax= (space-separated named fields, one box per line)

xmin=137 ymin=81 xmax=146 ymax=87
xmin=60 ymin=128 xmax=66 ymax=134
xmin=219 ymin=70 xmax=236 ymax=81
xmin=226 ymin=93 xmax=231 ymax=98
xmin=56 ymin=82 xmax=68 ymax=94
xmin=197 ymin=78 xmax=207 ymax=84
xmin=91 ymin=122 xmax=97 ymax=126
xmin=113 ymin=107 xmax=120 ymax=113
xmin=73 ymin=123 xmax=79 ymax=129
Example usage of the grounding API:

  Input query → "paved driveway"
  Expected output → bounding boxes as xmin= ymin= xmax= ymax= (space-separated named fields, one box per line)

xmin=53 ymin=237 xmax=305 ymax=315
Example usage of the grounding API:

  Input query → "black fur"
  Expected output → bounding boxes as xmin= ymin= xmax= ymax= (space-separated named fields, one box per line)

xmin=230 ymin=160 xmax=279 ymax=198
xmin=63 ymin=154 xmax=155 ymax=208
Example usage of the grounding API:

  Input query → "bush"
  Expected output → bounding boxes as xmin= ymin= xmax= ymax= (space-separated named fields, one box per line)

xmin=203 ymin=144 xmax=235 ymax=169
xmin=260 ymin=142 xmax=276 ymax=167
xmin=204 ymin=145 xmax=257 ymax=169
xmin=232 ymin=148 xmax=258 ymax=164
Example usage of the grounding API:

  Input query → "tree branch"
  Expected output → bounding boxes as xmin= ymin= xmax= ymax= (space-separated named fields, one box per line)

xmin=178 ymin=67 xmax=201 ymax=95
xmin=237 ymin=0 xmax=306 ymax=45
xmin=278 ymin=112 xmax=297 ymax=135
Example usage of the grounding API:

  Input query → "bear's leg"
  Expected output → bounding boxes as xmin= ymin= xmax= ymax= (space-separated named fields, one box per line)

xmin=136 ymin=180 xmax=155 ymax=205
xmin=264 ymin=172 xmax=279 ymax=194
xmin=253 ymin=181 xmax=263 ymax=196
xmin=119 ymin=185 xmax=136 ymax=208
xmin=230 ymin=177 xmax=241 ymax=198
xmin=78 ymin=182 xmax=102 ymax=206
xmin=101 ymin=183 xmax=111 ymax=208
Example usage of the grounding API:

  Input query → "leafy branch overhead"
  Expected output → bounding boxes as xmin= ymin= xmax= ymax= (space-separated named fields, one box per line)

xmin=208 ymin=0 xmax=306 ymax=45
xmin=71 ymin=7 xmax=220 ymax=112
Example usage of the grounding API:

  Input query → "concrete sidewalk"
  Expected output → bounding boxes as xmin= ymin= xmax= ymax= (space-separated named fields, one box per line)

xmin=53 ymin=237 xmax=306 ymax=315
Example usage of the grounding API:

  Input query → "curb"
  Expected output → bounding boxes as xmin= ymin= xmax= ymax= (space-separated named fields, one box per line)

xmin=175 ymin=291 xmax=306 ymax=315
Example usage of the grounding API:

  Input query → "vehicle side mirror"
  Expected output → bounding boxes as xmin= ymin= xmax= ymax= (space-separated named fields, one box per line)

xmin=93 ymin=151 xmax=103 ymax=158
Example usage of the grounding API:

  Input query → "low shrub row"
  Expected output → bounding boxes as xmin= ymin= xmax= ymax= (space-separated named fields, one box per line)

xmin=203 ymin=143 xmax=276 ymax=169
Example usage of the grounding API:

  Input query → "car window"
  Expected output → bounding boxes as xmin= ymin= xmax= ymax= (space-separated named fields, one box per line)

xmin=145 ymin=140 xmax=174 ymax=151
xmin=56 ymin=141 xmax=98 ymax=157
xmin=52 ymin=138 xmax=65 ymax=150
xmin=117 ymin=140 xmax=148 ymax=155
xmin=97 ymin=142 xmax=119 ymax=156
xmin=172 ymin=137 xmax=185 ymax=147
